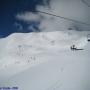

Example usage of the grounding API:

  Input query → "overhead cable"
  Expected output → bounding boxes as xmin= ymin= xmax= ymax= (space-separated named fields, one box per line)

xmin=35 ymin=10 xmax=90 ymax=26
xmin=81 ymin=0 xmax=90 ymax=7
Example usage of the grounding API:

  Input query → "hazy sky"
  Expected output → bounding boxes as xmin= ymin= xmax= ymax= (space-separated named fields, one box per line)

xmin=16 ymin=0 xmax=90 ymax=32
xmin=0 ymin=0 xmax=90 ymax=37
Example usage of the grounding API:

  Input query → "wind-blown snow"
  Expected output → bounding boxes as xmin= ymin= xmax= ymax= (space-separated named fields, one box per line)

xmin=16 ymin=0 xmax=90 ymax=32
xmin=0 ymin=31 xmax=88 ymax=77
xmin=0 ymin=31 xmax=90 ymax=90
xmin=0 ymin=0 xmax=90 ymax=89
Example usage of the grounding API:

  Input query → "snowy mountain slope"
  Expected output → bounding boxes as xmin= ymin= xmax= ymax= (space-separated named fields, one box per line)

xmin=0 ymin=31 xmax=88 ymax=79
xmin=1 ymin=40 xmax=90 ymax=90
xmin=0 ymin=31 xmax=90 ymax=90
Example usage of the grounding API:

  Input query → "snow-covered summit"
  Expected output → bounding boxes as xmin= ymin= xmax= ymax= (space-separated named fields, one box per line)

xmin=0 ymin=31 xmax=88 ymax=78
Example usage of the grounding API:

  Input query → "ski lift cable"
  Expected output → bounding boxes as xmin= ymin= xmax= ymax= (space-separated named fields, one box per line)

xmin=81 ymin=0 xmax=90 ymax=7
xmin=36 ymin=10 xmax=90 ymax=26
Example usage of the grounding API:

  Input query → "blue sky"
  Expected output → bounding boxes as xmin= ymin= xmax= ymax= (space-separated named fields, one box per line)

xmin=0 ymin=0 xmax=45 ymax=37
xmin=0 ymin=0 xmax=90 ymax=38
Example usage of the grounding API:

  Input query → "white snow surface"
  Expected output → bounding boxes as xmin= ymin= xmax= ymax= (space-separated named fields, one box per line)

xmin=0 ymin=31 xmax=90 ymax=90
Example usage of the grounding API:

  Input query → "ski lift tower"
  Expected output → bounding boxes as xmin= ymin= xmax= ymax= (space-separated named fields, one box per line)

xmin=87 ymin=34 xmax=90 ymax=42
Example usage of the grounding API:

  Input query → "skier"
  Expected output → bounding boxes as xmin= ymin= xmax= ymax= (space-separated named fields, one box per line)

xmin=70 ymin=45 xmax=76 ymax=51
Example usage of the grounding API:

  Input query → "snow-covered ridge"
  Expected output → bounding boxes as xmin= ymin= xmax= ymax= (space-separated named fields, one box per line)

xmin=5 ymin=31 xmax=88 ymax=51
xmin=0 ymin=31 xmax=88 ymax=77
